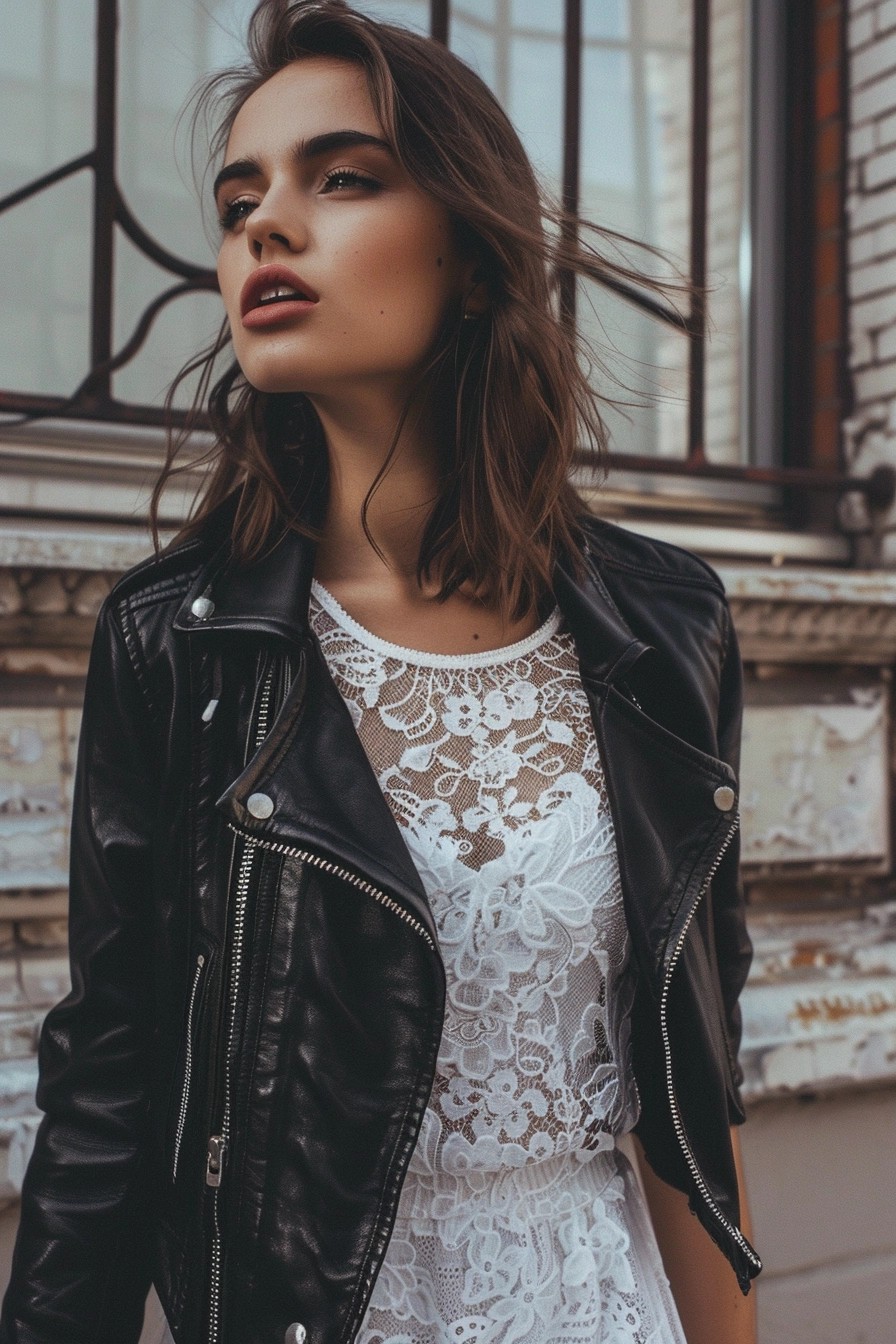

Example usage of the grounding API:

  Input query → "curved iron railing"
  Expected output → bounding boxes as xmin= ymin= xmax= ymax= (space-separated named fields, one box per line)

xmin=0 ymin=0 xmax=217 ymax=429
xmin=0 ymin=0 xmax=889 ymax=513
xmin=0 ymin=0 xmax=713 ymax=436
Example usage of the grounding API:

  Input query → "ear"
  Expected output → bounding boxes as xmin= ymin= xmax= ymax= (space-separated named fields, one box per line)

xmin=461 ymin=265 xmax=489 ymax=319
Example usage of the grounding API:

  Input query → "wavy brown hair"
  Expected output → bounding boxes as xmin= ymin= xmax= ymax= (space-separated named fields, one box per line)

xmin=152 ymin=0 xmax=688 ymax=622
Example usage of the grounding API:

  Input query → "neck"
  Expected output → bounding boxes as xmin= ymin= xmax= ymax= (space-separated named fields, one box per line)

xmin=309 ymin=387 xmax=443 ymax=585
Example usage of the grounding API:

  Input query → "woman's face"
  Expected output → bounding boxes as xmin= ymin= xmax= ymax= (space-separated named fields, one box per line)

xmin=215 ymin=56 xmax=472 ymax=402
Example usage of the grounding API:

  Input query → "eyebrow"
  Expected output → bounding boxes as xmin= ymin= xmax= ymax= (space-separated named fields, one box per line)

xmin=212 ymin=130 xmax=393 ymax=202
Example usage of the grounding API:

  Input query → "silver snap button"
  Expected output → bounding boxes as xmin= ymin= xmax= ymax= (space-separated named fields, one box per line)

xmin=191 ymin=595 xmax=215 ymax=620
xmin=713 ymin=785 xmax=736 ymax=812
xmin=247 ymin=791 xmax=274 ymax=820
xmin=284 ymin=1326 xmax=307 ymax=1344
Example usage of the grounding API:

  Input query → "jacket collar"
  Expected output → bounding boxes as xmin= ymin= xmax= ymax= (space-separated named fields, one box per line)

xmin=174 ymin=497 xmax=651 ymax=684
xmin=174 ymin=494 xmax=316 ymax=649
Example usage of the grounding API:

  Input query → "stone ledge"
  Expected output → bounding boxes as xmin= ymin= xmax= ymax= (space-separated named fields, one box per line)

xmin=0 ymin=521 xmax=163 ymax=573
xmin=716 ymin=564 xmax=896 ymax=663
xmin=741 ymin=902 xmax=896 ymax=1101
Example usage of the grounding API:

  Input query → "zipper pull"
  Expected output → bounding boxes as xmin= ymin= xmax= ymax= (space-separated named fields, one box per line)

xmin=206 ymin=1134 xmax=227 ymax=1187
xmin=202 ymin=653 xmax=224 ymax=723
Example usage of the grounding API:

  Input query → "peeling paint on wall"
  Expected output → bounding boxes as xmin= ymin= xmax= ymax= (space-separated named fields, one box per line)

xmin=0 ymin=709 xmax=81 ymax=890
xmin=740 ymin=688 xmax=888 ymax=864
xmin=740 ymin=903 xmax=896 ymax=1098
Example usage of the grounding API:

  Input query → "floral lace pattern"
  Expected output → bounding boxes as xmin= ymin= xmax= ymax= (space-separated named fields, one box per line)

xmin=308 ymin=584 xmax=685 ymax=1344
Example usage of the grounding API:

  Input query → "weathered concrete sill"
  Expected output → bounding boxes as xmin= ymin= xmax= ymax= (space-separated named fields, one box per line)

xmin=740 ymin=902 xmax=896 ymax=1102
xmin=716 ymin=563 xmax=896 ymax=663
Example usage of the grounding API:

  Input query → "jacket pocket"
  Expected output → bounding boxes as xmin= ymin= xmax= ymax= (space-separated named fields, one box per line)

xmin=169 ymin=942 xmax=215 ymax=1184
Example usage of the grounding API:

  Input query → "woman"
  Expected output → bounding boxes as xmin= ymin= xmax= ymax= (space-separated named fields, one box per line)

xmin=0 ymin=3 xmax=761 ymax=1342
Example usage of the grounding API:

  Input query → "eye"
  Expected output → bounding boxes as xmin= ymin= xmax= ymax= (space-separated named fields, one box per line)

xmin=321 ymin=167 xmax=381 ymax=193
xmin=218 ymin=197 xmax=256 ymax=232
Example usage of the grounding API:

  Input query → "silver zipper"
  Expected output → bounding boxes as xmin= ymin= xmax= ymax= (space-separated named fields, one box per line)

xmin=220 ymin=793 xmax=438 ymax=1337
xmin=214 ymin=826 xmax=438 ymax=1339
xmin=659 ymin=815 xmax=761 ymax=1272
xmin=205 ymin=652 xmax=436 ymax=1339
xmin=171 ymin=951 xmax=205 ymax=1182
xmin=223 ymin=824 xmax=436 ymax=952
xmin=207 ymin=662 xmax=277 ymax=1344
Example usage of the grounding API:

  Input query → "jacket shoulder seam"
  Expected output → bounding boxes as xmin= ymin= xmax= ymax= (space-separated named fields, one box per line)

xmin=599 ymin=553 xmax=725 ymax=592
xmin=105 ymin=544 xmax=207 ymax=722
xmin=718 ymin=601 xmax=734 ymax=676
xmin=105 ymin=536 xmax=206 ymax=606
xmin=115 ymin=597 xmax=160 ymax=723
xmin=125 ymin=575 xmax=196 ymax=614
xmin=581 ymin=516 xmax=727 ymax=594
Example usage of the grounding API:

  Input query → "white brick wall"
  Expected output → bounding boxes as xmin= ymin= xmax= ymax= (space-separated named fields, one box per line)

xmin=848 ymin=0 xmax=896 ymax=460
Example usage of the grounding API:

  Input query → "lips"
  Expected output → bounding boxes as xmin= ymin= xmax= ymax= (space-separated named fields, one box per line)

xmin=240 ymin=265 xmax=319 ymax=320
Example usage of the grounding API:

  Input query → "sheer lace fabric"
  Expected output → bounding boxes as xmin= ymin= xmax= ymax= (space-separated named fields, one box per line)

xmin=309 ymin=584 xmax=686 ymax=1344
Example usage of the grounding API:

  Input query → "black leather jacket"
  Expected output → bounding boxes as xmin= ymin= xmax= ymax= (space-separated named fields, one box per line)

xmin=0 ymin=498 xmax=761 ymax=1344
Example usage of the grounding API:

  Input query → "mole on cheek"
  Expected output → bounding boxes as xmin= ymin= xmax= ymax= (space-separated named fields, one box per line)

xmin=436 ymin=256 xmax=443 ymax=267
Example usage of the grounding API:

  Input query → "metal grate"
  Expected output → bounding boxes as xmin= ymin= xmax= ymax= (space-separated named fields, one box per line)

xmin=0 ymin=0 xmax=705 ymax=436
xmin=0 ymin=0 xmax=886 ymax=511
xmin=0 ymin=0 xmax=217 ymax=430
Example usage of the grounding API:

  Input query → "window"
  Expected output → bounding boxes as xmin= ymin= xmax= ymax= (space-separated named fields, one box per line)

xmin=0 ymin=1 xmax=830 ymax=493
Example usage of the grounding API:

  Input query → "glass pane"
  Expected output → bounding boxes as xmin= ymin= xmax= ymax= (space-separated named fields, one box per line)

xmin=452 ymin=2 xmax=564 ymax=192
xmin=0 ymin=5 xmax=94 ymax=403
xmin=0 ymin=2 xmax=94 ymax=186
xmin=355 ymin=0 xmax=430 ymax=31
xmin=0 ymin=1 xmax=94 ymax=192
xmin=578 ymin=279 xmax=689 ymax=460
xmin=455 ymin=1 xmax=497 ymax=25
xmin=0 ymin=172 xmax=92 ymax=396
xmin=583 ymin=0 xmax=629 ymax=41
xmin=578 ymin=0 xmax=692 ymax=458
xmin=112 ymin=236 xmax=225 ymax=410
xmin=450 ymin=13 xmax=498 ymax=92
xmin=510 ymin=0 xmax=562 ymax=34
xmin=704 ymin=0 xmax=747 ymax=464
xmin=111 ymin=0 xmax=253 ymax=407
xmin=581 ymin=0 xmax=691 ymax=272
xmin=117 ymin=0 xmax=253 ymax=267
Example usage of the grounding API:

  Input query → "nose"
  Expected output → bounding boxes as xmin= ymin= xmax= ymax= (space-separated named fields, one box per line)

xmin=244 ymin=184 xmax=307 ymax=258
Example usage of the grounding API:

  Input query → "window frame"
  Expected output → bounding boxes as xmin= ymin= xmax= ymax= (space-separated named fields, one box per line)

xmin=0 ymin=0 xmax=887 ymax=524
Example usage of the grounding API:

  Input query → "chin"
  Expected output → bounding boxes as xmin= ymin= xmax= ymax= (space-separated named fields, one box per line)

xmin=236 ymin=358 xmax=313 ymax=395
xmin=245 ymin=373 xmax=308 ymax=395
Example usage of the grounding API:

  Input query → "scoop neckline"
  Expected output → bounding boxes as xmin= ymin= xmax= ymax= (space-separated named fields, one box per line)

xmin=309 ymin=579 xmax=562 ymax=669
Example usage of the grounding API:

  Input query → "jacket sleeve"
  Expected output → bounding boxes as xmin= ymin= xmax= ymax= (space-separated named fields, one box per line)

xmin=711 ymin=601 xmax=753 ymax=1122
xmin=0 ymin=596 xmax=156 ymax=1344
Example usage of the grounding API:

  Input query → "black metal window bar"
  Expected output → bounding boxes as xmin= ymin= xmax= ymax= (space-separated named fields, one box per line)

xmin=0 ymin=0 xmax=891 ymax=513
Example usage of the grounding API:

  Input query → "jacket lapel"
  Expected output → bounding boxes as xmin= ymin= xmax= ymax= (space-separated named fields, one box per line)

xmin=173 ymin=496 xmax=315 ymax=648
xmin=173 ymin=505 xmax=438 ymax=936
xmin=216 ymin=636 xmax=439 ymax=942
xmin=555 ymin=541 xmax=737 ymax=986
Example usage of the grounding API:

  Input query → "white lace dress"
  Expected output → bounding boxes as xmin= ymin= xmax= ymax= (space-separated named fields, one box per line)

xmin=308 ymin=583 xmax=687 ymax=1344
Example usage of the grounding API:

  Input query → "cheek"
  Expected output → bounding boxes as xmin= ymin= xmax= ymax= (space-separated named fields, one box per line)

xmin=216 ymin=249 xmax=242 ymax=318
xmin=351 ymin=221 xmax=456 ymax=323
